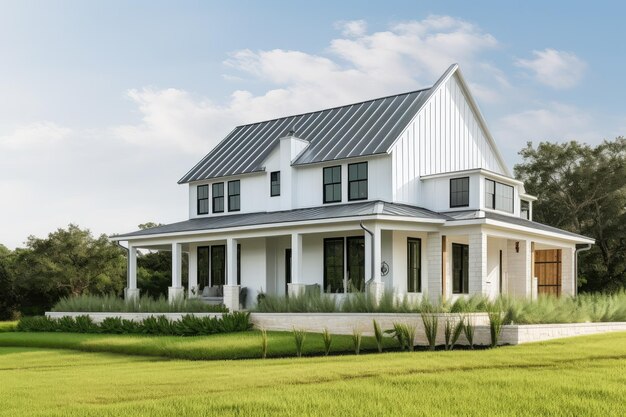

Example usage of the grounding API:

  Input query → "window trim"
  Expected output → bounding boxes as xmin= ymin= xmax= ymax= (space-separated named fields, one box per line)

xmin=452 ymin=243 xmax=469 ymax=294
xmin=407 ymin=237 xmax=422 ymax=293
xmin=450 ymin=177 xmax=470 ymax=208
xmin=227 ymin=180 xmax=240 ymax=212
xmin=347 ymin=161 xmax=368 ymax=201
xmin=323 ymin=165 xmax=342 ymax=204
xmin=484 ymin=178 xmax=514 ymax=213
xmin=212 ymin=183 xmax=224 ymax=213
xmin=270 ymin=171 xmax=281 ymax=197
xmin=197 ymin=184 xmax=209 ymax=215
xmin=485 ymin=179 xmax=496 ymax=210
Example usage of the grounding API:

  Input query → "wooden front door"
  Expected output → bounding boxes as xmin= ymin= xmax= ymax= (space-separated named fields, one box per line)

xmin=534 ymin=249 xmax=562 ymax=296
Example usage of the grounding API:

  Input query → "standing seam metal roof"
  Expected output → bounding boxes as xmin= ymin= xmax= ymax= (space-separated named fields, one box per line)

xmin=178 ymin=88 xmax=431 ymax=183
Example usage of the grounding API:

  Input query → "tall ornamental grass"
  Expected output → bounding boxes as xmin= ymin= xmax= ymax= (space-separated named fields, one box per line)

xmin=53 ymin=294 xmax=227 ymax=313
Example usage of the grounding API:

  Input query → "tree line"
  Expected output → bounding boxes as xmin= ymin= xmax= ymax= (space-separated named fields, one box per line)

xmin=1 ymin=138 xmax=625 ymax=319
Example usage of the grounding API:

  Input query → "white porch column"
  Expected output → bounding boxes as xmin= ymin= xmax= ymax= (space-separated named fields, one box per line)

xmin=426 ymin=232 xmax=443 ymax=302
xmin=124 ymin=244 xmax=140 ymax=301
xmin=506 ymin=239 xmax=532 ymax=298
xmin=223 ymin=237 xmax=240 ymax=311
xmin=168 ymin=242 xmax=184 ymax=302
xmin=366 ymin=224 xmax=384 ymax=301
xmin=288 ymin=233 xmax=305 ymax=296
xmin=188 ymin=244 xmax=198 ymax=298
xmin=468 ymin=232 xmax=488 ymax=296
xmin=561 ymin=247 xmax=575 ymax=296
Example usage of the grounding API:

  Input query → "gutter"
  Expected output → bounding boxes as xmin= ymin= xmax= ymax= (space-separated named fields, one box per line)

xmin=574 ymin=244 xmax=592 ymax=296
xmin=360 ymin=222 xmax=375 ymax=285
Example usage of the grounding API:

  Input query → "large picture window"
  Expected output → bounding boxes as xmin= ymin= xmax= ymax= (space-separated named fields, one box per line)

xmin=452 ymin=243 xmax=469 ymax=294
xmin=348 ymin=162 xmax=368 ymax=201
xmin=407 ymin=238 xmax=422 ymax=293
xmin=212 ymin=183 xmax=224 ymax=213
xmin=346 ymin=236 xmax=365 ymax=291
xmin=197 ymin=185 xmax=209 ymax=215
xmin=323 ymin=166 xmax=342 ymax=203
xmin=210 ymin=245 xmax=226 ymax=286
xmin=485 ymin=179 xmax=514 ymax=213
xmin=228 ymin=180 xmax=240 ymax=212
xmin=323 ymin=238 xmax=344 ymax=293
xmin=270 ymin=171 xmax=280 ymax=197
xmin=450 ymin=177 xmax=469 ymax=208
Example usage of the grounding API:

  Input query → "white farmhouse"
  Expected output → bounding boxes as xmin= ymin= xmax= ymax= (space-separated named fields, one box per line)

xmin=112 ymin=64 xmax=594 ymax=311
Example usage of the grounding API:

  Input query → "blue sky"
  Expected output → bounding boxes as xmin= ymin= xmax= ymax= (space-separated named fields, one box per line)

xmin=1 ymin=1 xmax=624 ymax=248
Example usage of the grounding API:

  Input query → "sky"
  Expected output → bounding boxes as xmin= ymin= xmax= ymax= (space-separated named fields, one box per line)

xmin=1 ymin=0 xmax=625 ymax=249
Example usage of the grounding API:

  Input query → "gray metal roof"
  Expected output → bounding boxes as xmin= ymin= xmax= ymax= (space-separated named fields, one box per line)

xmin=113 ymin=201 xmax=447 ymax=239
xmin=444 ymin=210 xmax=593 ymax=241
xmin=178 ymin=88 xmax=432 ymax=183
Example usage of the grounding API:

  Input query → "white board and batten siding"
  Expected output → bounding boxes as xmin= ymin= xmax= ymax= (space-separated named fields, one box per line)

xmin=391 ymin=73 xmax=506 ymax=206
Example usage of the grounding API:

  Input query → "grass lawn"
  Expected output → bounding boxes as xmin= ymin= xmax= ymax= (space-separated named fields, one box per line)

xmin=0 ymin=332 xmax=625 ymax=416
xmin=0 ymin=321 xmax=16 ymax=332
xmin=0 ymin=330 xmax=397 ymax=360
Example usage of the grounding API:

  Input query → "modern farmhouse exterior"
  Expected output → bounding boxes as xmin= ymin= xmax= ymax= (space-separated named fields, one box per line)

xmin=112 ymin=64 xmax=594 ymax=311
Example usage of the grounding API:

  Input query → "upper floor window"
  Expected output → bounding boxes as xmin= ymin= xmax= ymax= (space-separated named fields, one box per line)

xmin=197 ymin=185 xmax=209 ymax=215
xmin=348 ymin=162 xmax=368 ymax=201
xmin=521 ymin=200 xmax=530 ymax=220
xmin=450 ymin=177 xmax=469 ymax=208
xmin=323 ymin=166 xmax=342 ymax=203
xmin=270 ymin=171 xmax=280 ymax=197
xmin=212 ymin=183 xmax=224 ymax=213
xmin=485 ymin=179 xmax=514 ymax=213
xmin=228 ymin=180 xmax=240 ymax=212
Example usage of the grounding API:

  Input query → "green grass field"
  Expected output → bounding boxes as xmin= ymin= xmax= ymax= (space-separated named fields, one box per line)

xmin=1 ymin=330 xmax=625 ymax=416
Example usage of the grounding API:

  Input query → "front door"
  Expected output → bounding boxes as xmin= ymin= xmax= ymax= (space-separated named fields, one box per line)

xmin=346 ymin=237 xmax=365 ymax=291
xmin=535 ymin=249 xmax=562 ymax=296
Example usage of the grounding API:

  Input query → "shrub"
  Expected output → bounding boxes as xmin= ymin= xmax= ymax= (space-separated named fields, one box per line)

xmin=352 ymin=328 xmax=362 ymax=355
xmin=463 ymin=316 xmax=475 ymax=349
xmin=421 ymin=313 xmax=438 ymax=351
xmin=373 ymin=319 xmax=384 ymax=353
xmin=322 ymin=328 xmax=332 ymax=356
xmin=293 ymin=328 xmax=306 ymax=358
xmin=16 ymin=316 xmax=56 ymax=332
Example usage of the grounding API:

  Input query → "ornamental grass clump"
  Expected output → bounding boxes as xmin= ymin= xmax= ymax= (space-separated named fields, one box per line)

xmin=321 ymin=328 xmax=332 ymax=356
xmin=373 ymin=320 xmax=384 ymax=353
xmin=52 ymin=294 xmax=227 ymax=313
xmin=260 ymin=328 xmax=269 ymax=359
xmin=444 ymin=318 xmax=463 ymax=351
xmin=421 ymin=312 xmax=438 ymax=351
xmin=463 ymin=315 xmax=475 ymax=349
xmin=352 ymin=328 xmax=363 ymax=355
xmin=293 ymin=328 xmax=306 ymax=358
xmin=488 ymin=308 xmax=504 ymax=348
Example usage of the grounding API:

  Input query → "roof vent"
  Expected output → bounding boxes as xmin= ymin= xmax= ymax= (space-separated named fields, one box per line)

xmin=287 ymin=129 xmax=295 ymax=136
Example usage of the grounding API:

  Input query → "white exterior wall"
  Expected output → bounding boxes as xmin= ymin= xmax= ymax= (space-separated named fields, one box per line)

xmin=426 ymin=232 xmax=442 ymax=301
xmin=239 ymin=238 xmax=266 ymax=308
xmin=507 ymin=239 xmax=531 ymax=297
xmin=486 ymin=237 xmax=508 ymax=299
xmin=390 ymin=230 xmax=429 ymax=297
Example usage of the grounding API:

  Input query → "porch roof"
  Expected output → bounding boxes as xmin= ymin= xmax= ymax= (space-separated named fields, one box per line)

xmin=444 ymin=210 xmax=594 ymax=242
xmin=112 ymin=201 xmax=447 ymax=239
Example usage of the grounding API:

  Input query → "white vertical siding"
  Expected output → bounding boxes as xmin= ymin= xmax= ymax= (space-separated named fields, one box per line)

xmin=391 ymin=73 xmax=506 ymax=205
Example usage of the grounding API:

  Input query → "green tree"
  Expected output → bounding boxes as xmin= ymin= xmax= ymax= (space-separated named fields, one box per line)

xmin=11 ymin=225 xmax=126 ymax=314
xmin=515 ymin=138 xmax=626 ymax=292
xmin=0 ymin=244 xmax=18 ymax=320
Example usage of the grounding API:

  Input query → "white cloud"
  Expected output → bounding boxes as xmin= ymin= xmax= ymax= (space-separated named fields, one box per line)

xmin=335 ymin=20 xmax=367 ymax=37
xmin=516 ymin=48 xmax=587 ymax=89
xmin=0 ymin=121 xmax=72 ymax=150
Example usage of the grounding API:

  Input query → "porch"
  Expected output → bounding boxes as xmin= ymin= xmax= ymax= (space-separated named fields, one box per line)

xmin=122 ymin=219 xmax=578 ymax=311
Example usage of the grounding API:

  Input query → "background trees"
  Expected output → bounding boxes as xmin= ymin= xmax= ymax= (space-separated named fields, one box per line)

xmin=515 ymin=137 xmax=626 ymax=292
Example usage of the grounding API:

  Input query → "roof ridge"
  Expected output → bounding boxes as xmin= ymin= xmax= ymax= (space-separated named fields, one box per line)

xmin=233 ymin=86 xmax=432 ymax=129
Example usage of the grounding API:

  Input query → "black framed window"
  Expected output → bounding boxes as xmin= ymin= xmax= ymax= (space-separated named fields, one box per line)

xmin=237 ymin=244 xmax=241 ymax=285
xmin=212 ymin=183 xmax=224 ymax=213
xmin=197 ymin=185 xmax=209 ymax=215
xmin=348 ymin=162 xmax=368 ymax=201
xmin=323 ymin=166 xmax=342 ymax=203
xmin=450 ymin=177 xmax=469 ymax=208
xmin=521 ymin=200 xmax=530 ymax=220
xmin=228 ymin=180 xmax=240 ymax=212
xmin=495 ymin=182 xmax=514 ymax=213
xmin=485 ymin=179 xmax=495 ymax=209
xmin=407 ymin=238 xmax=422 ymax=293
xmin=323 ymin=238 xmax=344 ymax=293
xmin=210 ymin=245 xmax=226 ymax=286
xmin=197 ymin=246 xmax=210 ymax=289
xmin=346 ymin=236 xmax=365 ymax=291
xmin=452 ymin=243 xmax=469 ymax=294
xmin=270 ymin=171 xmax=280 ymax=197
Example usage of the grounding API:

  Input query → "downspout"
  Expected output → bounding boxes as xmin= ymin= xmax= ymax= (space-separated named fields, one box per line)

xmin=574 ymin=244 xmax=592 ymax=296
xmin=360 ymin=222 xmax=375 ymax=285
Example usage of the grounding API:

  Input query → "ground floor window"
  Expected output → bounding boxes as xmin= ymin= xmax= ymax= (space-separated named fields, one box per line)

xmin=407 ymin=238 xmax=421 ymax=292
xmin=197 ymin=244 xmax=240 ymax=288
xmin=323 ymin=236 xmax=364 ymax=293
xmin=452 ymin=243 xmax=469 ymax=294
xmin=323 ymin=238 xmax=344 ymax=293
xmin=347 ymin=236 xmax=365 ymax=291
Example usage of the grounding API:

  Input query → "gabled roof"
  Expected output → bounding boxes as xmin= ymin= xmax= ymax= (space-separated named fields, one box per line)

xmin=112 ymin=201 xmax=447 ymax=239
